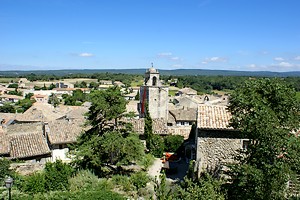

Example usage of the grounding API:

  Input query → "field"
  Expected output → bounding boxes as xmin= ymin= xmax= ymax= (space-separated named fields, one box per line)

xmin=0 ymin=78 xmax=19 ymax=83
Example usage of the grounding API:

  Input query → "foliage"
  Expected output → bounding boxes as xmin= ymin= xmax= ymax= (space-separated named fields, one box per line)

xmin=21 ymin=172 xmax=46 ymax=194
xmin=226 ymin=78 xmax=300 ymax=200
xmin=69 ymin=170 xmax=110 ymax=192
xmin=144 ymin=103 xmax=153 ymax=141
xmin=154 ymin=173 xmax=173 ymax=200
xmin=8 ymin=88 xmax=22 ymax=96
xmin=147 ymin=134 xmax=165 ymax=157
xmin=63 ymin=89 xmax=87 ymax=106
xmin=164 ymin=135 xmax=184 ymax=152
xmin=43 ymin=160 xmax=74 ymax=191
xmin=73 ymin=87 xmax=144 ymax=174
xmin=174 ymin=173 xmax=225 ymax=200
xmin=0 ymin=103 xmax=15 ymax=113
xmin=74 ymin=81 xmax=87 ymax=88
xmin=25 ymin=93 xmax=34 ymax=99
xmin=48 ymin=93 xmax=60 ymax=107
xmin=85 ymin=86 xmax=127 ymax=134
xmin=7 ymin=83 xmax=18 ymax=88
xmin=134 ymin=90 xmax=140 ymax=100
xmin=0 ymin=158 xmax=12 ymax=183
xmin=88 ymin=81 xmax=99 ymax=89
xmin=130 ymin=171 xmax=150 ymax=190
xmin=111 ymin=175 xmax=133 ymax=192
xmin=16 ymin=98 xmax=34 ymax=112
xmin=138 ymin=153 xmax=155 ymax=170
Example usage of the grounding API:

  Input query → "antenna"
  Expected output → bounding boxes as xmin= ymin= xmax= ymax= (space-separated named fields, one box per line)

xmin=151 ymin=62 xmax=153 ymax=68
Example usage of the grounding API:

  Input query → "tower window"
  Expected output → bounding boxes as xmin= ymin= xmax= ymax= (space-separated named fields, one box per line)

xmin=152 ymin=76 xmax=157 ymax=86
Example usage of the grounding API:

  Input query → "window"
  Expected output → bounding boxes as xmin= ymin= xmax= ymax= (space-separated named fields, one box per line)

xmin=241 ymin=140 xmax=250 ymax=151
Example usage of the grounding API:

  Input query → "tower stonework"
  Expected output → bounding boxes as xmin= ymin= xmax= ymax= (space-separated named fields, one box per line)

xmin=139 ymin=67 xmax=169 ymax=120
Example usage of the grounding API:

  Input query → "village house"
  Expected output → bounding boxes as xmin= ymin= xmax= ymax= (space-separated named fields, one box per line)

xmin=176 ymin=87 xmax=198 ymax=96
xmin=195 ymin=104 xmax=244 ymax=177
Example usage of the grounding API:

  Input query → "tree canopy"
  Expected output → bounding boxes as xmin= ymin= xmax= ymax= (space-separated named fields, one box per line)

xmin=226 ymin=78 xmax=300 ymax=199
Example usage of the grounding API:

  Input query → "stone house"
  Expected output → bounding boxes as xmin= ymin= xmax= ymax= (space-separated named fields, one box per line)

xmin=195 ymin=104 xmax=245 ymax=177
xmin=168 ymin=108 xmax=197 ymax=127
xmin=177 ymin=87 xmax=197 ymax=96
xmin=0 ymin=122 xmax=51 ymax=162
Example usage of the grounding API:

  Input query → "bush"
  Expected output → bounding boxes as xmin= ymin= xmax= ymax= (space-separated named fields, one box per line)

xmin=147 ymin=135 xmax=165 ymax=157
xmin=69 ymin=170 xmax=100 ymax=192
xmin=21 ymin=172 xmax=46 ymax=194
xmin=44 ymin=160 xmax=74 ymax=191
xmin=139 ymin=153 xmax=155 ymax=170
xmin=111 ymin=175 xmax=133 ymax=191
xmin=164 ymin=135 xmax=184 ymax=152
xmin=0 ymin=158 xmax=12 ymax=183
xmin=130 ymin=171 xmax=150 ymax=190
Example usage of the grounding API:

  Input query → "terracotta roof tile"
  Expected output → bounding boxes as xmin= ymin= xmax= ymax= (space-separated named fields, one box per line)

xmin=47 ymin=119 xmax=85 ymax=144
xmin=10 ymin=132 xmax=51 ymax=159
xmin=0 ymin=135 xmax=10 ymax=155
xmin=197 ymin=105 xmax=232 ymax=130
xmin=122 ymin=118 xmax=168 ymax=134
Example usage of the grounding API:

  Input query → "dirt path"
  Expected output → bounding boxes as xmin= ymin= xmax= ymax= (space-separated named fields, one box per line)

xmin=147 ymin=158 xmax=163 ymax=179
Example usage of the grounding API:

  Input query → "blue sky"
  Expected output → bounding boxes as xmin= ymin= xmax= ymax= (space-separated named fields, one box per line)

xmin=0 ymin=0 xmax=300 ymax=72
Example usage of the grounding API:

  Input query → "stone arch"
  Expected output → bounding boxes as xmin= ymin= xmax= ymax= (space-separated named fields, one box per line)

xmin=152 ymin=76 xmax=157 ymax=86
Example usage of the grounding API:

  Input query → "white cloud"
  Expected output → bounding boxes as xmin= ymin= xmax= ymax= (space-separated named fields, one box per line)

xmin=157 ymin=52 xmax=172 ymax=57
xmin=204 ymin=56 xmax=227 ymax=63
xmin=248 ymin=64 xmax=257 ymax=68
xmin=278 ymin=62 xmax=293 ymax=67
xmin=294 ymin=56 xmax=300 ymax=60
xmin=79 ymin=53 xmax=94 ymax=57
xmin=273 ymin=57 xmax=284 ymax=61
xmin=171 ymin=57 xmax=180 ymax=61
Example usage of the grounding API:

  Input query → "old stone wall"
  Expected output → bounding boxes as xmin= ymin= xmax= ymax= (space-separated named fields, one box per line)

xmin=196 ymin=130 xmax=242 ymax=176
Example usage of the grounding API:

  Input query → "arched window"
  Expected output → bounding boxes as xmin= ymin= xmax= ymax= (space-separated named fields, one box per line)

xmin=152 ymin=76 xmax=157 ymax=86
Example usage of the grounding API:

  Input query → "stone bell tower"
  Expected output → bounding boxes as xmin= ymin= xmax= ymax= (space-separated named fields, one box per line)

xmin=139 ymin=64 xmax=169 ymax=120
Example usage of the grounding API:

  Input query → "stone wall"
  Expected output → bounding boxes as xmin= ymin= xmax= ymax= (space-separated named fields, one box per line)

xmin=196 ymin=129 xmax=243 ymax=177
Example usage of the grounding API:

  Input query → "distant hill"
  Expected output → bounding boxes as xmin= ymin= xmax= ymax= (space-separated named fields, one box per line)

xmin=0 ymin=68 xmax=300 ymax=77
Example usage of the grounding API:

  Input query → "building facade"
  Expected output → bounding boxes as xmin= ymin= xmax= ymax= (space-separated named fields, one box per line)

xmin=139 ymin=67 xmax=169 ymax=120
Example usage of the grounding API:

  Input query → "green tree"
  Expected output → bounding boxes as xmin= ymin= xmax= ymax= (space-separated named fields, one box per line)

xmin=174 ymin=173 xmax=225 ymax=200
xmin=89 ymin=81 xmax=99 ymax=89
xmin=135 ymin=90 xmax=140 ymax=100
xmin=73 ymin=87 xmax=145 ymax=174
xmin=16 ymin=98 xmax=34 ymax=112
xmin=0 ymin=103 xmax=15 ymax=113
xmin=0 ymin=158 xmax=12 ymax=183
xmin=164 ymin=135 xmax=184 ymax=152
xmin=226 ymin=78 xmax=300 ymax=200
xmin=48 ymin=93 xmax=60 ymax=107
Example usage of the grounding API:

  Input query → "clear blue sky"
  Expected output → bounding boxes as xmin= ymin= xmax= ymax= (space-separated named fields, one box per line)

xmin=1 ymin=0 xmax=300 ymax=72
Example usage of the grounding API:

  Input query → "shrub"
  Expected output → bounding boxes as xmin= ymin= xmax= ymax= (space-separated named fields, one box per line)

xmin=147 ymin=135 xmax=165 ymax=157
xmin=130 ymin=171 xmax=150 ymax=190
xmin=164 ymin=135 xmax=184 ymax=152
xmin=111 ymin=175 xmax=133 ymax=191
xmin=0 ymin=158 xmax=12 ymax=183
xmin=69 ymin=170 xmax=100 ymax=192
xmin=139 ymin=153 xmax=155 ymax=170
xmin=21 ymin=172 xmax=46 ymax=194
xmin=44 ymin=160 xmax=74 ymax=191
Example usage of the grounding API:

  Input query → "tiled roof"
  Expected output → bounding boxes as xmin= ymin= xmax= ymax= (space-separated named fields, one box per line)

xmin=6 ymin=122 xmax=43 ymax=134
xmin=9 ymin=132 xmax=51 ymax=159
xmin=123 ymin=118 xmax=168 ymax=134
xmin=0 ymin=135 xmax=10 ymax=155
xmin=178 ymin=87 xmax=197 ymax=95
xmin=197 ymin=105 xmax=232 ymax=130
xmin=169 ymin=108 xmax=197 ymax=121
xmin=15 ymin=103 xmax=70 ymax=122
xmin=47 ymin=119 xmax=85 ymax=144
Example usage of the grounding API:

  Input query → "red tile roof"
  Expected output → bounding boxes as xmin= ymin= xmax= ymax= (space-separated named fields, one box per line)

xmin=197 ymin=105 xmax=233 ymax=130
xmin=9 ymin=132 xmax=51 ymax=159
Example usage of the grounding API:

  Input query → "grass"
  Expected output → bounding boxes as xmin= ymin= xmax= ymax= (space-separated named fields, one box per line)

xmin=296 ymin=92 xmax=300 ymax=101
xmin=0 ymin=78 xmax=19 ymax=83
xmin=131 ymin=79 xmax=143 ymax=87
